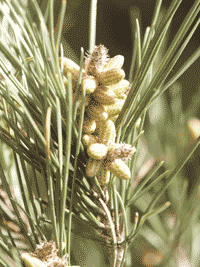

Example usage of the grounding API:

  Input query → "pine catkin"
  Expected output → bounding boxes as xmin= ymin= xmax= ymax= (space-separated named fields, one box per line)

xmin=82 ymin=134 xmax=98 ymax=147
xmin=104 ymin=99 xmax=125 ymax=117
xmin=108 ymin=158 xmax=131 ymax=180
xmin=103 ymin=55 xmax=124 ymax=70
xmin=99 ymin=119 xmax=116 ymax=144
xmin=99 ymin=68 xmax=125 ymax=87
xmin=110 ymin=79 xmax=130 ymax=95
xmin=87 ymin=143 xmax=108 ymax=160
xmin=92 ymin=88 xmax=116 ymax=105
xmin=59 ymin=45 xmax=137 ymax=186
xmin=81 ymin=76 xmax=98 ymax=94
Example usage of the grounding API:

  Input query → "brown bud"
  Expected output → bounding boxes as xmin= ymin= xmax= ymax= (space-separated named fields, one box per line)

xmin=84 ymin=45 xmax=109 ymax=77
xmin=108 ymin=143 xmax=136 ymax=161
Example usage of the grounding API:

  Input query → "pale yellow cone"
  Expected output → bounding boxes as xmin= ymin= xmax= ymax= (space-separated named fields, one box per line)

xmin=81 ymin=76 xmax=98 ymax=94
xmin=87 ymin=103 xmax=108 ymax=121
xmin=103 ymin=55 xmax=124 ymax=70
xmin=109 ymin=79 xmax=129 ymax=95
xmin=105 ymin=99 xmax=125 ymax=117
xmin=99 ymin=68 xmax=125 ymax=87
xmin=21 ymin=253 xmax=47 ymax=267
xmin=99 ymin=119 xmax=116 ymax=144
xmin=108 ymin=158 xmax=131 ymax=180
xmin=83 ymin=119 xmax=96 ymax=134
xmin=93 ymin=88 xmax=116 ymax=105
xmin=87 ymin=143 xmax=108 ymax=160
xmin=82 ymin=134 xmax=98 ymax=147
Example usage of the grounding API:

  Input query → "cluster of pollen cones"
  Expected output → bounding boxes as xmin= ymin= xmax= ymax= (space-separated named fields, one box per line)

xmin=59 ymin=45 xmax=136 ymax=186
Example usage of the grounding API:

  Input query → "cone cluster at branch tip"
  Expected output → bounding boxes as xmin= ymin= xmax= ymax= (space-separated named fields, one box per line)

xmin=21 ymin=241 xmax=68 ymax=267
xmin=59 ymin=45 xmax=136 ymax=186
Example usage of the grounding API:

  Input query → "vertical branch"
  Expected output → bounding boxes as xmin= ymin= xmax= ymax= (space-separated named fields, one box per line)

xmin=89 ymin=0 xmax=98 ymax=52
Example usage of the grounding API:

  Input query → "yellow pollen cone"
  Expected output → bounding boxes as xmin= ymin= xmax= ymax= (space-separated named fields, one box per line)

xmin=87 ymin=143 xmax=108 ymax=160
xmin=99 ymin=68 xmax=125 ymax=87
xmin=103 ymin=55 xmax=124 ymax=70
xmin=81 ymin=76 xmax=98 ymax=94
xmin=108 ymin=159 xmax=131 ymax=180
xmin=82 ymin=134 xmax=98 ymax=147
xmin=93 ymin=88 xmax=116 ymax=105
xmin=99 ymin=119 xmax=116 ymax=144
